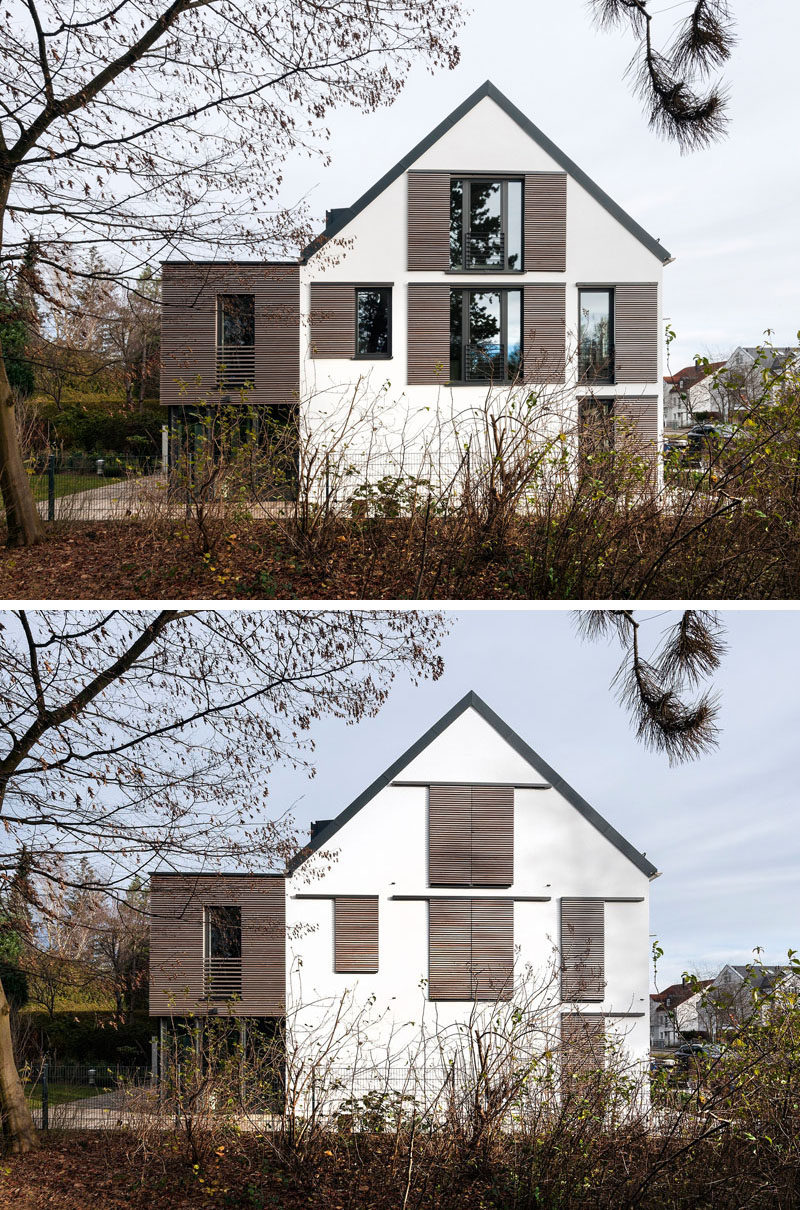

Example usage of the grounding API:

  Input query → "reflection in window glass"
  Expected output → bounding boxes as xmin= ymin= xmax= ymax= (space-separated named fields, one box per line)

xmin=507 ymin=289 xmax=521 ymax=379
xmin=449 ymin=179 xmax=523 ymax=271
xmin=507 ymin=181 xmax=522 ymax=270
xmin=450 ymin=289 xmax=463 ymax=381
xmin=450 ymin=180 xmax=463 ymax=269
xmin=217 ymin=295 xmax=255 ymax=346
xmin=579 ymin=290 xmax=614 ymax=381
xmin=469 ymin=182 xmax=503 ymax=268
xmin=356 ymin=288 xmax=391 ymax=356
xmin=207 ymin=906 xmax=242 ymax=959
xmin=450 ymin=289 xmax=522 ymax=382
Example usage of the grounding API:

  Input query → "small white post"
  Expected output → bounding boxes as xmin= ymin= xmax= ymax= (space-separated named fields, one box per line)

xmin=161 ymin=424 xmax=169 ymax=474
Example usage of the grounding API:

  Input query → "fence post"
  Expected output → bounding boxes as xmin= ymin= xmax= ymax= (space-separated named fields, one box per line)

xmin=324 ymin=452 xmax=331 ymax=507
xmin=41 ymin=1059 xmax=49 ymax=1131
xmin=151 ymin=1036 xmax=159 ymax=1085
xmin=161 ymin=424 xmax=169 ymax=475
xmin=311 ymin=1068 xmax=316 ymax=1121
xmin=47 ymin=453 xmax=55 ymax=523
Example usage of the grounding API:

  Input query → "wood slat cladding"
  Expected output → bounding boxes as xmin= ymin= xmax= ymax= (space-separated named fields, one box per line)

xmin=428 ymin=898 xmax=513 ymax=1001
xmin=407 ymin=173 xmax=451 ymax=271
xmin=149 ymin=874 xmax=285 ymax=1017
xmin=471 ymin=899 xmax=514 ymax=1000
xmin=334 ymin=897 xmax=379 ymax=973
xmin=160 ymin=263 xmax=299 ymax=407
xmin=309 ymin=283 xmax=355 ymax=359
xmin=524 ymin=173 xmax=567 ymax=271
xmin=471 ymin=786 xmax=514 ymax=887
xmin=560 ymin=898 xmax=605 ymax=1002
xmin=428 ymin=785 xmax=514 ymax=887
xmin=561 ymin=1013 xmax=606 ymax=1087
xmin=407 ymin=285 xmax=451 ymax=385
xmin=615 ymin=395 xmax=659 ymax=448
xmin=614 ymin=283 xmax=658 ymax=383
xmin=522 ymin=284 xmax=566 ymax=383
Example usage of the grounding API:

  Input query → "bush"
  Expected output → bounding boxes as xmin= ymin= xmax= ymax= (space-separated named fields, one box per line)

xmin=32 ymin=396 xmax=164 ymax=456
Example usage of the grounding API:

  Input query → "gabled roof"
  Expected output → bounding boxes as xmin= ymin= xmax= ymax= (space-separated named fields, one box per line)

xmin=651 ymin=979 xmax=712 ymax=1007
xmin=303 ymin=80 xmax=671 ymax=265
xmin=288 ymin=690 xmax=658 ymax=877
xmin=664 ymin=362 xmax=724 ymax=387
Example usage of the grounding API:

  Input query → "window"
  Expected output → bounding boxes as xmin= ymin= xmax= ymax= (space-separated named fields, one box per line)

xmin=449 ymin=289 xmax=522 ymax=383
xmin=204 ymin=905 xmax=242 ymax=1000
xmin=216 ymin=295 xmax=255 ymax=388
xmin=355 ymin=287 xmax=391 ymax=357
xmin=450 ymin=179 xmax=522 ymax=270
xmin=334 ymin=897 xmax=379 ymax=972
xmin=428 ymin=785 xmax=514 ymax=887
xmin=428 ymin=898 xmax=513 ymax=1001
xmin=578 ymin=289 xmax=614 ymax=382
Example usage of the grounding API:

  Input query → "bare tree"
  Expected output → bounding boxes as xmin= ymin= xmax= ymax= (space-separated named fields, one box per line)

xmin=575 ymin=610 xmax=725 ymax=763
xmin=0 ymin=607 xmax=446 ymax=1151
xmin=590 ymin=1 xmax=737 ymax=150
xmin=0 ymin=0 xmax=462 ymax=545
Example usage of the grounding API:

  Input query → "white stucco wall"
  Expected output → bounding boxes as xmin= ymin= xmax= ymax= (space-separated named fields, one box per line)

xmin=285 ymin=705 xmax=652 ymax=1083
xmin=299 ymin=95 xmax=666 ymax=462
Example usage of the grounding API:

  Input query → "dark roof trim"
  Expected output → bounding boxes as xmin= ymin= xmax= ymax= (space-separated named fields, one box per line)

xmin=160 ymin=259 xmax=296 ymax=267
xmin=303 ymin=80 xmax=671 ymax=264
xmin=151 ymin=870 xmax=284 ymax=879
xmin=288 ymin=690 xmax=658 ymax=878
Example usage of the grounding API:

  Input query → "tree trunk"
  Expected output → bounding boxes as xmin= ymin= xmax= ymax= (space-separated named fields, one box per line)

xmin=0 ymin=340 xmax=44 ymax=547
xmin=0 ymin=976 xmax=38 ymax=1152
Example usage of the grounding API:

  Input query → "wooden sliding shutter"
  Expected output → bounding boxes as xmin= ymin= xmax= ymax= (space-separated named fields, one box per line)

xmin=428 ymin=898 xmax=472 ymax=999
xmin=429 ymin=785 xmax=514 ymax=887
xmin=407 ymin=173 xmax=451 ymax=271
xmin=523 ymin=284 xmax=566 ymax=383
xmin=614 ymin=395 xmax=659 ymax=449
xmin=561 ymin=1013 xmax=606 ymax=1093
xmin=560 ymin=898 xmax=604 ymax=1001
xmin=471 ymin=786 xmax=514 ymax=887
xmin=614 ymin=284 xmax=658 ymax=383
xmin=471 ymin=899 xmax=513 ymax=1000
xmin=428 ymin=898 xmax=513 ymax=1001
xmin=524 ymin=173 xmax=567 ymax=271
xmin=334 ymin=897 xmax=379 ymax=973
xmin=407 ymin=285 xmax=451 ymax=385
xmin=309 ymin=283 xmax=354 ymax=359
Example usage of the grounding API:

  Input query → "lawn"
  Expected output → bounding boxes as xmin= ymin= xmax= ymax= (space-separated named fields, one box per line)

xmin=23 ymin=1082 xmax=110 ymax=1108
xmin=28 ymin=472 xmax=122 ymax=503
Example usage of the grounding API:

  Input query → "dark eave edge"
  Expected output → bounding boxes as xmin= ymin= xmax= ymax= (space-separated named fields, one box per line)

xmin=288 ymin=689 xmax=658 ymax=879
xmin=302 ymin=80 xmax=671 ymax=265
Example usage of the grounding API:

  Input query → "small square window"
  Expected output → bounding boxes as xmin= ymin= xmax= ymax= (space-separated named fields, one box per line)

xmin=355 ymin=288 xmax=391 ymax=357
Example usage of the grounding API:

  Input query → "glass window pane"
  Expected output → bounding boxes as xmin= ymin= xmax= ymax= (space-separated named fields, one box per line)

xmin=507 ymin=290 xmax=521 ymax=379
xmin=450 ymin=180 xmax=463 ymax=269
xmin=356 ymin=288 xmax=390 ymax=355
xmin=507 ymin=182 xmax=522 ymax=270
xmin=218 ymin=295 xmax=254 ymax=346
xmin=208 ymin=906 xmax=241 ymax=959
xmin=467 ymin=291 xmax=502 ymax=380
xmin=579 ymin=291 xmax=613 ymax=380
xmin=450 ymin=289 xmax=463 ymax=381
xmin=468 ymin=181 xmax=503 ymax=267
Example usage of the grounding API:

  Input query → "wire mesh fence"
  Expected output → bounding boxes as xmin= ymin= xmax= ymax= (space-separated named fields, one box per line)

xmin=25 ymin=1061 xmax=156 ymax=1130
xmin=21 ymin=453 xmax=165 ymax=522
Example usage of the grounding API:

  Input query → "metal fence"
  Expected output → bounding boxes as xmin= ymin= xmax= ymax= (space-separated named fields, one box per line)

xmin=25 ymin=1061 xmax=156 ymax=1130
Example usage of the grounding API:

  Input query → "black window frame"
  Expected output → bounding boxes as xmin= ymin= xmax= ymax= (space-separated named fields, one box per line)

xmin=216 ymin=294 xmax=255 ymax=348
xmin=353 ymin=286 xmax=392 ymax=360
xmin=450 ymin=178 xmax=524 ymax=273
xmin=578 ymin=288 xmax=615 ymax=384
xmin=449 ymin=287 xmax=523 ymax=385
xmin=205 ymin=904 xmax=242 ymax=961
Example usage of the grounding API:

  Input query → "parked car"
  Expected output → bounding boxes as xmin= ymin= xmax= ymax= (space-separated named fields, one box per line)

xmin=685 ymin=423 xmax=738 ymax=452
xmin=674 ymin=1042 xmax=725 ymax=1066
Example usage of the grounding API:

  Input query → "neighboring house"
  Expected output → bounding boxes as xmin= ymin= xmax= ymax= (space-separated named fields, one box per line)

xmin=698 ymin=963 xmax=799 ymax=1039
xmin=663 ymin=362 xmax=724 ymax=430
xmin=160 ymin=81 xmax=670 ymax=472
xmin=650 ymin=978 xmax=712 ymax=1047
xmin=688 ymin=347 xmax=798 ymax=421
xmin=149 ymin=692 xmax=657 ymax=1089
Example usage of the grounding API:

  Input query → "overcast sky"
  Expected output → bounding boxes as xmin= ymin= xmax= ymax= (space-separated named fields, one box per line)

xmin=282 ymin=0 xmax=800 ymax=374
xmin=266 ymin=608 xmax=800 ymax=990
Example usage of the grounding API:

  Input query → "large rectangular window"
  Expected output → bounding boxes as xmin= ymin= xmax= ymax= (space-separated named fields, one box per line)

xmin=450 ymin=179 xmax=523 ymax=271
xmin=578 ymin=289 xmax=614 ymax=382
xmin=216 ymin=294 xmax=255 ymax=388
xmin=449 ymin=289 xmax=522 ymax=383
xmin=355 ymin=287 xmax=391 ymax=357
xmin=204 ymin=905 xmax=242 ymax=1000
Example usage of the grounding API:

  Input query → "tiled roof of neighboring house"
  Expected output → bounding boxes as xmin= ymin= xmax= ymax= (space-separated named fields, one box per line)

xmin=651 ymin=979 xmax=712 ymax=1008
xmin=726 ymin=964 xmax=788 ymax=989
xmin=664 ymin=362 xmax=724 ymax=388
xmin=732 ymin=348 xmax=798 ymax=374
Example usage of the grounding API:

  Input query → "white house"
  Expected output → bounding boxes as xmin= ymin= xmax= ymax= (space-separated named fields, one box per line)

xmin=150 ymin=692 xmax=658 ymax=1093
xmin=160 ymin=82 xmax=671 ymax=473
xmin=686 ymin=347 xmax=798 ymax=421
xmin=650 ymin=979 xmax=711 ymax=1047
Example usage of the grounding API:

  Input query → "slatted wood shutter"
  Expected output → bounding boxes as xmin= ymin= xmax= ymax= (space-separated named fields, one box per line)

xmin=407 ymin=285 xmax=451 ymax=385
xmin=407 ymin=173 xmax=451 ymax=271
xmin=524 ymin=173 xmax=567 ymax=271
xmin=428 ymin=898 xmax=513 ymax=1001
xmin=429 ymin=785 xmax=472 ymax=885
xmin=614 ymin=284 xmax=658 ymax=383
xmin=561 ymin=1012 xmax=606 ymax=1091
xmin=256 ymin=269 xmax=301 ymax=405
xmin=560 ymin=898 xmax=604 ymax=1001
xmin=334 ymin=896 xmax=379 ymax=973
xmin=614 ymin=395 xmax=659 ymax=449
xmin=309 ymin=284 xmax=354 ymax=358
xmin=471 ymin=786 xmax=514 ymax=887
xmin=522 ymin=284 xmax=566 ymax=383
xmin=429 ymin=785 xmax=514 ymax=887
xmin=428 ymin=897 xmax=472 ymax=999
xmin=471 ymin=899 xmax=514 ymax=1000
